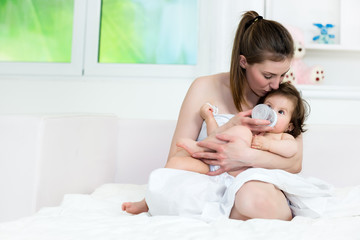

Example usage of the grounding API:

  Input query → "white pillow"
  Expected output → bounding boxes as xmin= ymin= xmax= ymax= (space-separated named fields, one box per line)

xmin=91 ymin=183 xmax=147 ymax=203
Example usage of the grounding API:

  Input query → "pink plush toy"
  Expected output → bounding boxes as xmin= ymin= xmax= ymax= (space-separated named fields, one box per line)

xmin=283 ymin=26 xmax=324 ymax=84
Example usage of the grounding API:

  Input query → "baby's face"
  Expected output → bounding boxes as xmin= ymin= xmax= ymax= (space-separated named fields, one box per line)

xmin=263 ymin=94 xmax=294 ymax=134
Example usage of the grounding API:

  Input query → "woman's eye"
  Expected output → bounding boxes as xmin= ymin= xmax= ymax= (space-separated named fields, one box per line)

xmin=264 ymin=75 xmax=272 ymax=79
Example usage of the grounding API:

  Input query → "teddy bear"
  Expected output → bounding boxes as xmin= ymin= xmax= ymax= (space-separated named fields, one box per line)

xmin=283 ymin=25 xmax=324 ymax=85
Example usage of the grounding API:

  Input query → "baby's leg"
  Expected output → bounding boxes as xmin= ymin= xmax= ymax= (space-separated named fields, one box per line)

xmin=222 ymin=125 xmax=253 ymax=145
xmin=175 ymin=125 xmax=253 ymax=177
xmin=176 ymin=138 xmax=210 ymax=155
xmin=177 ymin=124 xmax=252 ymax=157
xmin=176 ymin=129 xmax=229 ymax=156
xmin=122 ymin=199 xmax=148 ymax=214
xmin=221 ymin=125 xmax=253 ymax=177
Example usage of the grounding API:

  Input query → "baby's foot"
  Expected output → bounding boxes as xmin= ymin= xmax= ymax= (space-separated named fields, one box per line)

xmin=121 ymin=199 xmax=149 ymax=214
xmin=176 ymin=138 xmax=204 ymax=155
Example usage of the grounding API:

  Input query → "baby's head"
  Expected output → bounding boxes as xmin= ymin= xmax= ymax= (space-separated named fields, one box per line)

xmin=258 ymin=82 xmax=310 ymax=137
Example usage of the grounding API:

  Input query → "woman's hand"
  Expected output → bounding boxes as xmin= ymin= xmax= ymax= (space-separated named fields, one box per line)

xmin=190 ymin=110 xmax=275 ymax=176
xmin=193 ymin=131 xmax=303 ymax=175
xmin=226 ymin=110 xmax=273 ymax=133
xmin=192 ymin=132 xmax=253 ymax=176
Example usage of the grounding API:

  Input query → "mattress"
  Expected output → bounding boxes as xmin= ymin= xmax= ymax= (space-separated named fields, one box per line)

xmin=0 ymin=183 xmax=359 ymax=240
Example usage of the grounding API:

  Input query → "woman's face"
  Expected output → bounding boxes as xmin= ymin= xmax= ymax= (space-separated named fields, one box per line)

xmin=244 ymin=58 xmax=291 ymax=97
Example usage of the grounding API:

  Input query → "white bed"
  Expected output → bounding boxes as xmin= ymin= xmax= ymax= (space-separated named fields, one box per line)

xmin=0 ymin=183 xmax=359 ymax=240
xmin=0 ymin=117 xmax=360 ymax=239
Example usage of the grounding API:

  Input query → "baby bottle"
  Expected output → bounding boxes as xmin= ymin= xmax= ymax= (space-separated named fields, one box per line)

xmin=251 ymin=104 xmax=277 ymax=127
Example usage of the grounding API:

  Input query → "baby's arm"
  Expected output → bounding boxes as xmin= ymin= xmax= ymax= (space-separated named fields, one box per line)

xmin=251 ymin=133 xmax=297 ymax=158
xmin=200 ymin=103 xmax=218 ymax=136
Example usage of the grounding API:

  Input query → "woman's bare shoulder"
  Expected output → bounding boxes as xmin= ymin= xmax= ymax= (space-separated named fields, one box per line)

xmin=195 ymin=72 xmax=230 ymax=81
xmin=185 ymin=72 xmax=234 ymax=114
xmin=191 ymin=72 xmax=230 ymax=89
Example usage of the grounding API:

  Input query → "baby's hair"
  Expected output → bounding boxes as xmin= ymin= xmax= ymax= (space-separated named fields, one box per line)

xmin=258 ymin=82 xmax=310 ymax=138
xmin=230 ymin=11 xmax=294 ymax=112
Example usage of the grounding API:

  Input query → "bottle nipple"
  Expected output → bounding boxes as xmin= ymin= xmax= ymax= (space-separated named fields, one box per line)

xmin=251 ymin=104 xmax=277 ymax=127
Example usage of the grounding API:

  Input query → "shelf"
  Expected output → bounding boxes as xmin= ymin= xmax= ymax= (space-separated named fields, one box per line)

xmin=265 ymin=0 xmax=360 ymax=100
xmin=306 ymin=44 xmax=360 ymax=52
xmin=296 ymin=85 xmax=360 ymax=100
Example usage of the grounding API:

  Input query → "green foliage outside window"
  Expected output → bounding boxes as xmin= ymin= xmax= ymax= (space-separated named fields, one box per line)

xmin=0 ymin=0 xmax=74 ymax=62
xmin=98 ymin=0 xmax=198 ymax=65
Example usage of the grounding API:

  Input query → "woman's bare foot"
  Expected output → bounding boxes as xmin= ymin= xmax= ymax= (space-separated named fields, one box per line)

xmin=121 ymin=199 xmax=148 ymax=214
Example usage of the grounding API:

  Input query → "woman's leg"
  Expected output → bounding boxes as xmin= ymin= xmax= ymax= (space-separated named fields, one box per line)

xmin=229 ymin=180 xmax=292 ymax=221
xmin=123 ymin=141 xmax=210 ymax=214
xmin=224 ymin=127 xmax=292 ymax=220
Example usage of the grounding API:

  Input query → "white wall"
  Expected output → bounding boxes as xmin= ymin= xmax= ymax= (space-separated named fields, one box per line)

xmin=0 ymin=75 xmax=192 ymax=120
xmin=1 ymin=75 xmax=359 ymax=125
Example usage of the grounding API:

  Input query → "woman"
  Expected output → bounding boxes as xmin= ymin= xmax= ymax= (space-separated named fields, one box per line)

xmin=165 ymin=11 xmax=298 ymax=221
xmin=123 ymin=10 xmax=298 ymax=221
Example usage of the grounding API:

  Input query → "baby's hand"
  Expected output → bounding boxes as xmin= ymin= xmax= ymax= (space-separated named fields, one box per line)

xmin=200 ymin=103 xmax=215 ymax=121
xmin=251 ymin=135 xmax=270 ymax=151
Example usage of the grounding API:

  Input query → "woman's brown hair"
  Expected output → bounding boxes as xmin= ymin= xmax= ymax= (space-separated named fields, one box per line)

xmin=230 ymin=11 xmax=294 ymax=112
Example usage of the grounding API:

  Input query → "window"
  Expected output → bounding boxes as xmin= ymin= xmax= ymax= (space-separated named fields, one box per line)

xmin=0 ymin=0 xmax=86 ymax=76
xmin=85 ymin=0 xmax=206 ymax=78
xmin=0 ymin=0 xmax=207 ymax=77
xmin=98 ymin=0 xmax=198 ymax=65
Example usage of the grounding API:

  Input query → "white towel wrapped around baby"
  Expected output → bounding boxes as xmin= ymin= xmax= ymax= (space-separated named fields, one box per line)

xmin=145 ymin=168 xmax=360 ymax=222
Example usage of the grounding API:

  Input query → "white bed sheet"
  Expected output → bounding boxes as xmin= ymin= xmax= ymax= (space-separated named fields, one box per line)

xmin=0 ymin=183 xmax=359 ymax=240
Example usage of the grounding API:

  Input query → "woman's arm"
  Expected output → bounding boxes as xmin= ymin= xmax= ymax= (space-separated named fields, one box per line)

xmin=251 ymin=133 xmax=298 ymax=158
xmin=193 ymin=132 xmax=303 ymax=175
xmin=212 ymin=110 xmax=274 ymax=135
xmin=167 ymin=77 xmax=214 ymax=161
xmin=250 ymin=134 xmax=302 ymax=172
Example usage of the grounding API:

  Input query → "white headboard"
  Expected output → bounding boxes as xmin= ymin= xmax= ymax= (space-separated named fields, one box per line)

xmin=301 ymin=124 xmax=360 ymax=187
xmin=115 ymin=119 xmax=176 ymax=184
xmin=116 ymin=119 xmax=360 ymax=188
